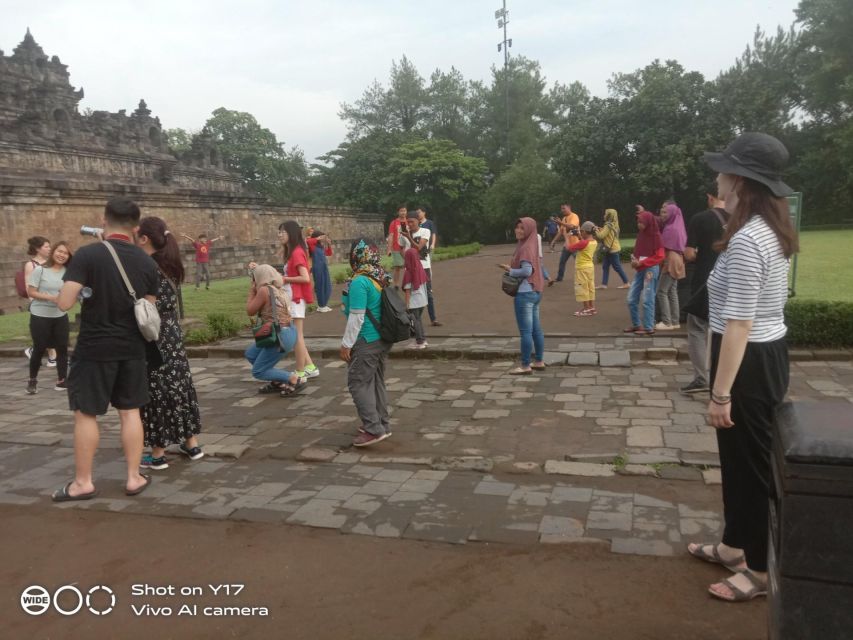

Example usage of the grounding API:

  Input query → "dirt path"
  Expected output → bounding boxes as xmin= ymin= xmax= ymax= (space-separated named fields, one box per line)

xmin=2 ymin=505 xmax=764 ymax=640
xmin=305 ymin=245 xmax=657 ymax=338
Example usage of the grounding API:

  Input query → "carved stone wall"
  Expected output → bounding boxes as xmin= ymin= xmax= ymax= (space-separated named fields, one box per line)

xmin=0 ymin=32 xmax=385 ymax=314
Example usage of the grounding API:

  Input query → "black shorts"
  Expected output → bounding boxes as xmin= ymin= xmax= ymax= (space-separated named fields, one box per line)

xmin=67 ymin=357 xmax=149 ymax=416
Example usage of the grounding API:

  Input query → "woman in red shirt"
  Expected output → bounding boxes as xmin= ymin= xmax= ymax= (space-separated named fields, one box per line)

xmin=278 ymin=221 xmax=319 ymax=379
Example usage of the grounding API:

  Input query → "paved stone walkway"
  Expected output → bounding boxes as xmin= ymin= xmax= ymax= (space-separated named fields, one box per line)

xmin=1 ymin=345 xmax=850 ymax=557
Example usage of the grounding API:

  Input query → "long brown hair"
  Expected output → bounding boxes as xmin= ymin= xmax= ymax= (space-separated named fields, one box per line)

xmin=718 ymin=177 xmax=798 ymax=258
xmin=138 ymin=216 xmax=185 ymax=283
xmin=44 ymin=241 xmax=72 ymax=268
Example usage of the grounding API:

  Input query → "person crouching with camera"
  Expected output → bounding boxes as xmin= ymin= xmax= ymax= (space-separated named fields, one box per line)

xmin=244 ymin=264 xmax=305 ymax=397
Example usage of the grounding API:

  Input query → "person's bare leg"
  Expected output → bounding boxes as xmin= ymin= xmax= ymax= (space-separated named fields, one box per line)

xmin=68 ymin=411 xmax=99 ymax=496
xmin=151 ymin=446 xmax=166 ymax=458
xmin=48 ymin=348 xmax=57 ymax=361
xmin=293 ymin=318 xmax=314 ymax=371
xmin=185 ymin=436 xmax=199 ymax=449
xmin=119 ymin=408 xmax=148 ymax=493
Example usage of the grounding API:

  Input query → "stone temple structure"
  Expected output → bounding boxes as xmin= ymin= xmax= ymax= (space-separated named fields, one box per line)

xmin=0 ymin=30 xmax=383 ymax=313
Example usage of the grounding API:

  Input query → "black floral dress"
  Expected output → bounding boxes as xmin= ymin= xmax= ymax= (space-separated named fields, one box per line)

xmin=141 ymin=273 xmax=201 ymax=448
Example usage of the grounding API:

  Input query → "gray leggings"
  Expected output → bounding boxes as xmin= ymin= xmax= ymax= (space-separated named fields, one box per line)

xmin=656 ymin=273 xmax=680 ymax=325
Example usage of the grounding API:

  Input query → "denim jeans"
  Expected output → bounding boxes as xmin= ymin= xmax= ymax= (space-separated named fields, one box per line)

xmin=556 ymin=248 xmax=574 ymax=281
xmin=513 ymin=291 xmax=544 ymax=367
xmin=626 ymin=265 xmax=660 ymax=330
xmin=244 ymin=325 xmax=298 ymax=383
xmin=601 ymin=252 xmax=628 ymax=285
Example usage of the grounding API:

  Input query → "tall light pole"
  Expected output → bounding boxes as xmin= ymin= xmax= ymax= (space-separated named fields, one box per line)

xmin=495 ymin=1 xmax=512 ymax=163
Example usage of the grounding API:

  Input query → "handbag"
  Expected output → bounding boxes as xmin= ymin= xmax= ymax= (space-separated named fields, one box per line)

xmin=252 ymin=285 xmax=281 ymax=349
xmin=101 ymin=241 xmax=161 ymax=342
xmin=501 ymin=272 xmax=522 ymax=297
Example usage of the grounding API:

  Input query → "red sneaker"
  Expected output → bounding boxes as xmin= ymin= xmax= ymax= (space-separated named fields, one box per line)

xmin=353 ymin=431 xmax=390 ymax=447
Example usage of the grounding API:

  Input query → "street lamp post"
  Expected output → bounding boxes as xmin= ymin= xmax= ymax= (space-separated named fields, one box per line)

xmin=495 ymin=1 xmax=512 ymax=164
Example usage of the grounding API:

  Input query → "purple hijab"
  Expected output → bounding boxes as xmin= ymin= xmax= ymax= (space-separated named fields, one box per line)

xmin=660 ymin=203 xmax=687 ymax=252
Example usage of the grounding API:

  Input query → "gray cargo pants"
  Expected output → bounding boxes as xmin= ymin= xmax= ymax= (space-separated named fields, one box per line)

xmin=347 ymin=338 xmax=391 ymax=436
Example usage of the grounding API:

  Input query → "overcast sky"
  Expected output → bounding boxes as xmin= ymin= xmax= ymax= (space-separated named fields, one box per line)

xmin=1 ymin=0 xmax=801 ymax=162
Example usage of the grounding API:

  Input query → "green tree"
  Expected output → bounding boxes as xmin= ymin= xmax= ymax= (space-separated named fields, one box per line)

xmin=199 ymin=108 xmax=309 ymax=204
xmin=163 ymin=127 xmax=194 ymax=154
xmin=388 ymin=138 xmax=488 ymax=243
xmin=339 ymin=56 xmax=427 ymax=138
xmin=483 ymin=154 xmax=564 ymax=242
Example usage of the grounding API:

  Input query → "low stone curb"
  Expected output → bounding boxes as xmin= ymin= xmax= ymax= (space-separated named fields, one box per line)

xmin=2 ymin=344 xmax=848 ymax=363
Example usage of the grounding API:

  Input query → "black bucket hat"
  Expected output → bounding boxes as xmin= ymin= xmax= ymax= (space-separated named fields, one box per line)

xmin=703 ymin=132 xmax=793 ymax=197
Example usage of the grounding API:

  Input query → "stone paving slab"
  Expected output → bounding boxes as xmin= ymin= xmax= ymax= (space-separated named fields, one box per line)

xmin=1 ymin=352 xmax=851 ymax=559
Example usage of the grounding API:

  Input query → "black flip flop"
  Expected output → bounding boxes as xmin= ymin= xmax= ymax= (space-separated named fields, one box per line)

xmin=51 ymin=481 xmax=98 ymax=503
xmin=126 ymin=474 xmax=152 ymax=496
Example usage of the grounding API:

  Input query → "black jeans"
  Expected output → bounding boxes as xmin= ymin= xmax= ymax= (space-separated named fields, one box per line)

xmin=556 ymin=247 xmax=574 ymax=281
xmin=424 ymin=268 xmax=437 ymax=322
xmin=29 ymin=314 xmax=69 ymax=381
xmin=710 ymin=332 xmax=789 ymax=572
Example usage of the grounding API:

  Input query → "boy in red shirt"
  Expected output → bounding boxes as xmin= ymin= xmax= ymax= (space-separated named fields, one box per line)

xmin=182 ymin=232 xmax=221 ymax=290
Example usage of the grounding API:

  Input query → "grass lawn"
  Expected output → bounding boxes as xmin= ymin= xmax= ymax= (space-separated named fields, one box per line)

xmin=0 ymin=243 xmax=483 ymax=343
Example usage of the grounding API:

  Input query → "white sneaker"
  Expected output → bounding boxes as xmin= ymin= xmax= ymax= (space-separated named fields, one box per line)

xmin=24 ymin=347 xmax=33 ymax=360
xmin=655 ymin=322 xmax=675 ymax=331
xmin=406 ymin=342 xmax=426 ymax=350
xmin=303 ymin=365 xmax=320 ymax=378
xmin=46 ymin=358 xmax=57 ymax=368
xmin=317 ymin=306 xmax=333 ymax=313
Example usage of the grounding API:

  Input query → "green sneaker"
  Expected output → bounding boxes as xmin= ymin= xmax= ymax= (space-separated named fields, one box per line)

xmin=304 ymin=364 xmax=320 ymax=379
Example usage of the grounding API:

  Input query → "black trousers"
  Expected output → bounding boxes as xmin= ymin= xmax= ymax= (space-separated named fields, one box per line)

xmin=29 ymin=314 xmax=69 ymax=381
xmin=710 ymin=332 xmax=789 ymax=572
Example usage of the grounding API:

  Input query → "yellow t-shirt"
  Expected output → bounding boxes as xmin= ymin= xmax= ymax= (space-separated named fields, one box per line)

xmin=575 ymin=238 xmax=597 ymax=269
xmin=562 ymin=212 xmax=580 ymax=248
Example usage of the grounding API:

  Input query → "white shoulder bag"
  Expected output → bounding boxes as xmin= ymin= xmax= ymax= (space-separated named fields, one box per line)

xmin=101 ymin=241 xmax=161 ymax=342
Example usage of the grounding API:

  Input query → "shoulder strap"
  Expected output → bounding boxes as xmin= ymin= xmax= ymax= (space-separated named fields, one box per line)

xmin=100 ymin=240 xmax=138 ymax=300
xmin=711 ymin=208 xmax=727 ymax=228
xmin=158 ymin=268 xmax=178 ymax=293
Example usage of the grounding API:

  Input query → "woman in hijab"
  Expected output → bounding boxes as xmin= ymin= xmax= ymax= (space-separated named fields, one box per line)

xmin=244 ymin=264 xmax=304 ymax=396
xmin=656 ymin=202 xmax=688 ymax=329
xmin=340 ymin=239 xmax=394 ymax=448
xmin=499 ymin=217 xmax=546 ymax=375
xmin=624 ymin=210 xmax=664 ymax=336
xmin=594 ymin=209 xmax=630 ymax=289
xmin=402 ymin=246 xmax=429 ymax=349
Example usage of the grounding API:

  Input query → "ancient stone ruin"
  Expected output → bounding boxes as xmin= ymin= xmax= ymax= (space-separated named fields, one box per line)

xmin=0 ymin=30 xmax=382 ymax=313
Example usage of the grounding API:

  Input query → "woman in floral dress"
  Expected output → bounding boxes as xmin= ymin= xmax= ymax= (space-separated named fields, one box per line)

xmin=136 ymin=216 xmax=203 ymax=470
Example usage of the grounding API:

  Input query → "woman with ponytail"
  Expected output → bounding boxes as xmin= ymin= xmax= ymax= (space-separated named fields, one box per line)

xmin=136 ymin=216 xmax=203 ymax=469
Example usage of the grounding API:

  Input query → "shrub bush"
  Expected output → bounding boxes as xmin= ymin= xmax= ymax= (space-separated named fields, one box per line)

xmin=785 ymin=299 xmax=853 ymax=348
xmin=205 ymin=312 xmax=242 ymax=341
xmin=184 ymin=327 xmax=215 ymax=345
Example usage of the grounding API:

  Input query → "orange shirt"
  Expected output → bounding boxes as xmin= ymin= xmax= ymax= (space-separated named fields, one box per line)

xmin=563 ymin=212 xmax=580 ymax=248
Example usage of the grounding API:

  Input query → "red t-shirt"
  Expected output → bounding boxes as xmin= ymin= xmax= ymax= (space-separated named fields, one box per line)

xmin=389 ymin=218 xmax=404 ymax=251
xmin=193 ymin=241 xmax=212 ymax=263
xmin=286 ymin=245 xmax=314 ymax=304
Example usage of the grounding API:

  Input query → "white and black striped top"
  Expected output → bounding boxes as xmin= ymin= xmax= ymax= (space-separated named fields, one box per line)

xmin=708 ymin=215 xmax=790 ymax=342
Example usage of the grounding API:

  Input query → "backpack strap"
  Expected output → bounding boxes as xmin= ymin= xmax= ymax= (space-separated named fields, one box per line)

xmin=357 ymin=275 xmax=384 ymax=334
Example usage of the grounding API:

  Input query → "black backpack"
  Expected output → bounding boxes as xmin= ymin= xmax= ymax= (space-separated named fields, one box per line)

xmin=364 ymin=276 xmax=413 ymax=343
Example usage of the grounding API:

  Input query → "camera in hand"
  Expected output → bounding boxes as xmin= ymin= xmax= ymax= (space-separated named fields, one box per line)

xmin=80 ymin=225 xmax=104 ymax=237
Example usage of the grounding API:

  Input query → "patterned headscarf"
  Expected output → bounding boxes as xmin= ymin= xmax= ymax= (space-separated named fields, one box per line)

xmin=349 ymin=238 xmax=391 ymax=286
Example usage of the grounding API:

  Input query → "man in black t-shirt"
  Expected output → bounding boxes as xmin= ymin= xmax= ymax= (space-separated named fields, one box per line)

xmin=681 ymin=192 xmax=728 ymax=395
xmin=51 ymin=197 xmax=159 ymax=501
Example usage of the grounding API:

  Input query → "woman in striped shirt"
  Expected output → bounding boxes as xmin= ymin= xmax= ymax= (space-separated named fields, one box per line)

xmin=687 ymin=132 xmax=798 ymax=602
